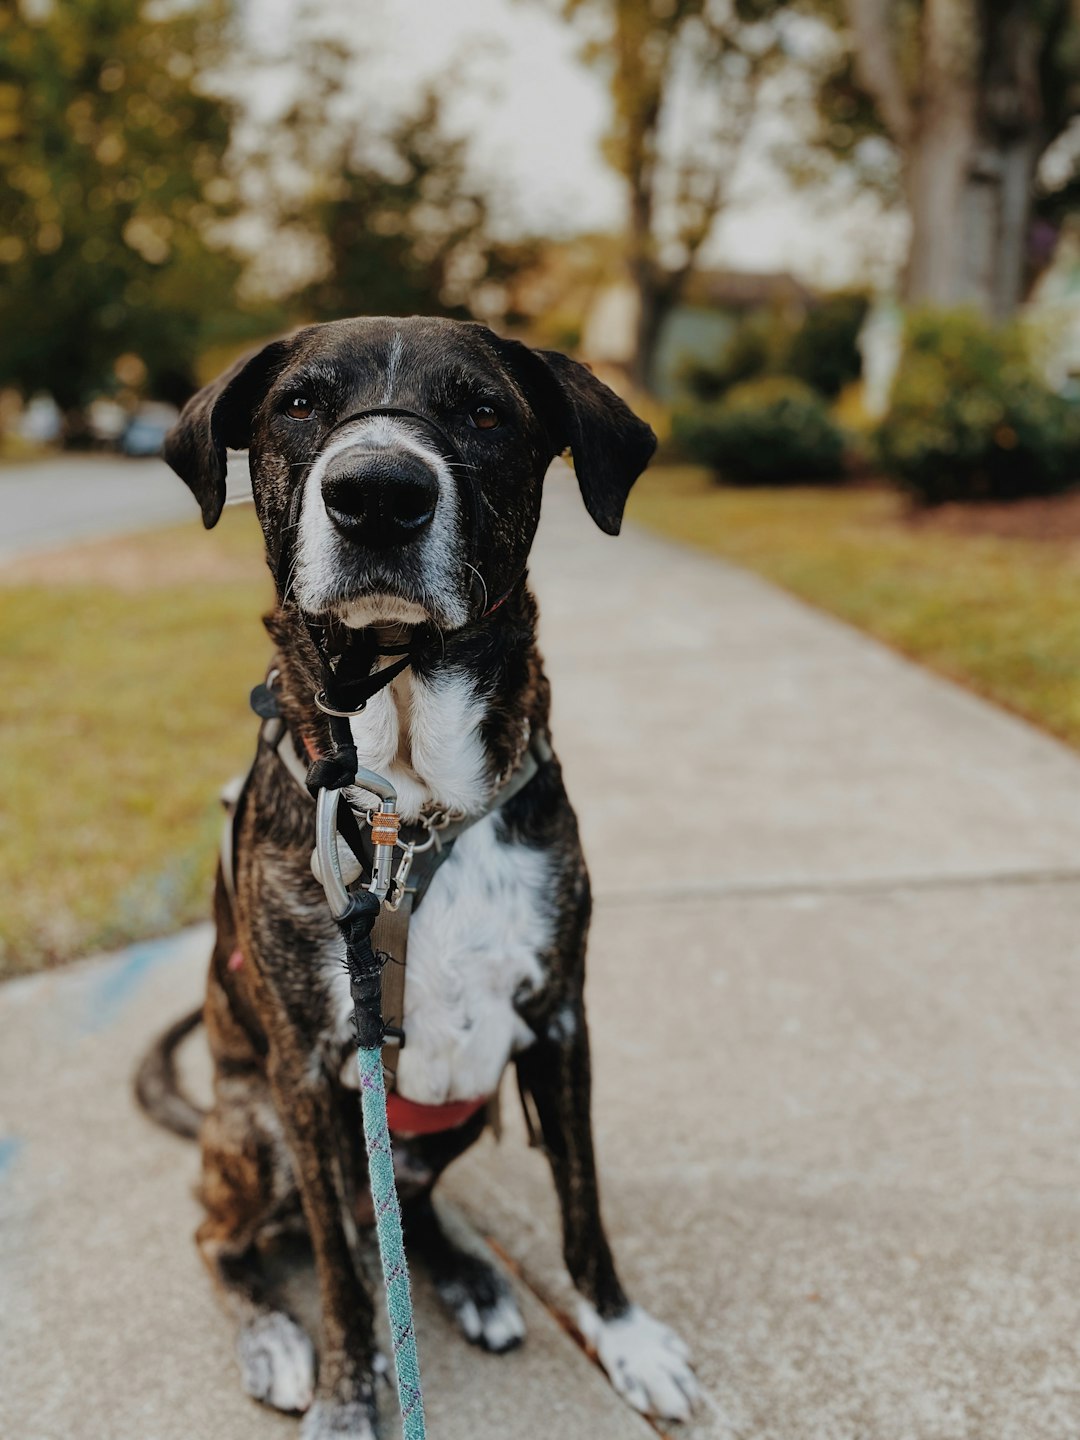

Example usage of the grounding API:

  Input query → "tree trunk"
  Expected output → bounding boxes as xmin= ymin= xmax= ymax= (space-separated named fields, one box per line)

xmin=902 ymin=0 xmax=980 ymax=305
xmin=628 ymin=263 xmax=676 ymax=392
xmin=903 ymin=1 xmax=1048 ymax=318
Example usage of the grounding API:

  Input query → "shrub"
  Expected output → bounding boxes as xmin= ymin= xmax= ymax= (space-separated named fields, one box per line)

xmin=787 ymin=290 xmax=870 ymax=398
xmin=673 ymin=377 xmax=846 ymax=485
xmin=678 ymin=307 xmax=795 ymax=402
xmin=878 ymin=310 xmax=1080 ymax=504
xmin=678 ymin=291 xmax=869 ymax=404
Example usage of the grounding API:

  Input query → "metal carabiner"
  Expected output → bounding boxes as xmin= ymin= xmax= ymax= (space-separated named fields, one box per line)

xmin=314 ymin=789 xmax=351 ymax=919
xmin=313 ymin=766 xmax=399 ymax=914
xmin=384 ymin=843 xmax=416 ymax=913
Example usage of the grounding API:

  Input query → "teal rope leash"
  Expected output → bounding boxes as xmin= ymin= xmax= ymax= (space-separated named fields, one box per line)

xmin=357 ymin=1044 xmax=426 ymax=1440
xmin=311 ymin=751 xmax=427 ymax=1437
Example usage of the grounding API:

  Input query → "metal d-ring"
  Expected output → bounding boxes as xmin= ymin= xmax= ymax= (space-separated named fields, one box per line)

xmin=314 ymin=690 xmax=367 ymax=718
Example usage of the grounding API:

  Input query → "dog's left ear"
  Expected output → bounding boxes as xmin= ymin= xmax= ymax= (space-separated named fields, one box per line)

xmin=164 ymin=337 xmax=294 ymax=528
xmin=530 ymin=349 xmax=657 ymax=535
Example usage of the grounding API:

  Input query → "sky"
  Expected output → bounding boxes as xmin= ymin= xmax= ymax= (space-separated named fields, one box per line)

xmin=241 ymin=0 xmax=907 ymax=291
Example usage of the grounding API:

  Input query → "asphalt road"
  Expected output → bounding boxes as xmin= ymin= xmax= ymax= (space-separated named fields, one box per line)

xmin=0 ymin=453 xmax=251 ymax=561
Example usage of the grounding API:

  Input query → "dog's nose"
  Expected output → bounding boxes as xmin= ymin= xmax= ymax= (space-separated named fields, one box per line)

xmin=322 ymin=450 xmax=439 ymax=549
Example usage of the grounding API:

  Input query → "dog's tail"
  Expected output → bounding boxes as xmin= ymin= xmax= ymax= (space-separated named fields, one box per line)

xmin=134 ymin=1006 xmax=207 ymax=1141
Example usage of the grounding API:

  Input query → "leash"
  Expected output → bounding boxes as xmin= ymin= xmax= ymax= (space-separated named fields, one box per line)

xmin=301 ymin=664 xmax=549 ymax=1437
xmin=314 ymin=760 xmax=427 ymax=1440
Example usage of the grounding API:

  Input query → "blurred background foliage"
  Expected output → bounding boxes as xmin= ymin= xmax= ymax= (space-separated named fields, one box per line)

xmin=4 ymin=0 xmax=1080 ymax=489
xmin=673 ymin=375 xmax=846 ymax=484
xmin=0 ymin=0 xmax=247 ymax=413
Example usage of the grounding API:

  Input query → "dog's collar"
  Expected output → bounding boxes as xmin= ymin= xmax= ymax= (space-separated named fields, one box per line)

xmin=264 ymin=697 xmax=550 ymax=839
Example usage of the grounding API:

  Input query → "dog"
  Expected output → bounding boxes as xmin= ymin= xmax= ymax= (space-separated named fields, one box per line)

xmin=137 ymin=315 xmax=699 ymax=1437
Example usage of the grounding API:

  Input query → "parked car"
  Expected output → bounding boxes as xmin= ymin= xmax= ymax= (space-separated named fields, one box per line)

xmin=120 ymin=401 xmax=179 ymax=457
xmin=86 ymin=397 xmax=128 ymax=448
xmin=17 ymin=393 xmax=63 ymax=445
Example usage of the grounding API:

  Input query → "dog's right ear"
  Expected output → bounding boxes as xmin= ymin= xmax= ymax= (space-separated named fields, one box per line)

xmin=164 ymin=338 xmax=294 ymax=528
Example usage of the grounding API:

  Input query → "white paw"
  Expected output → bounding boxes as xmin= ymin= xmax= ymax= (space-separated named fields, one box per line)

xmin=300 ymin=1397 xmax=378 ymax=1439
xmin=439 ymin=1277 xmax=527 ymax=1352
xmin=236 ymin=1311 xmax=316 ymax=1413
xmin=449 ymin=1284 xmax=529 ymax=1347
xmin=578 ymin=1301 xmax=700 ymax=1423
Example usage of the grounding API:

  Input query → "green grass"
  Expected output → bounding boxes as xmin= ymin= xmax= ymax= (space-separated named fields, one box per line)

xmin=629 ymin=465 xmax=1080 ymax=750
xmin=0 ymin=507 xmax=273 ymax=978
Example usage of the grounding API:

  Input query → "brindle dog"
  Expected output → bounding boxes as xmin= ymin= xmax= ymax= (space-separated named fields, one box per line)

xmin=137 ymin=316 xmax=699 ymax=1437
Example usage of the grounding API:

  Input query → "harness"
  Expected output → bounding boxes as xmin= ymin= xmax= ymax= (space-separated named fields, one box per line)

xmin=227 ymin=679 xmax=550 ymax=1111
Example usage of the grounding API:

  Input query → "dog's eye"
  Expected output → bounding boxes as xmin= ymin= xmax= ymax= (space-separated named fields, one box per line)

xmin=284 ymin=395 xmax=314 ymax=421
xmin=468 ymin=404 xmax=500 ymax=431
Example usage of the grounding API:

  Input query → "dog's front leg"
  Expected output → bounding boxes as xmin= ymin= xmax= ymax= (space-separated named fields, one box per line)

xmin=266 ymin=1032 xmax=379 ymax=1440
xmin=515 ymin=1013 xmax=701 ymax=1423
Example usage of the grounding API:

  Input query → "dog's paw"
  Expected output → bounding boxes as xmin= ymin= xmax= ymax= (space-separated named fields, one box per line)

xmin=236 ymin=1311 xmax=316 ymax=1414
xmin=578 ymin=1301 xmax=700 ymax=1423
xmin=436 ymin=1258 xmax=527 ymax=1353
xmin=300 ymin=1397 xmax=378 ymax=1440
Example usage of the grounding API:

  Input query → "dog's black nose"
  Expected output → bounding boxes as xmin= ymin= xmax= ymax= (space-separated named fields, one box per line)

xmin=322 ymin=451 xmax=439 ymax=549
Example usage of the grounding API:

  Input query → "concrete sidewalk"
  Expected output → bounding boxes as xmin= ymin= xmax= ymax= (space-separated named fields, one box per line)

xmin=6 ymin=469 xmax=1080 ymax=1438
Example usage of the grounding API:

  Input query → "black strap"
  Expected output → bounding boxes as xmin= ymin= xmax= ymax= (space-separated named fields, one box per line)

xmin=306 ymin=655 xmax=413 ymax=795
xmin=337 ymin=888 xmax=385 ymax=1049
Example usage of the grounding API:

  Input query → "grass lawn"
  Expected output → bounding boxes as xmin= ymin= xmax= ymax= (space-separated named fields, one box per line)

xmin=629 ymin=464 xmax=1080 ymax=752
xmin=0 ymin=506 xmax=272 ymax=978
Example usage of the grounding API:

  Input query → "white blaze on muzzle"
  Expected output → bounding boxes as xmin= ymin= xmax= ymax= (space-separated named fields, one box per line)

xmin=291 ymin=413 xmax=469 ymax=628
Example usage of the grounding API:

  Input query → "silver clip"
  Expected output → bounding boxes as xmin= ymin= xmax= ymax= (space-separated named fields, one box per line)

xmin=385 ymin=843 xmax=415 ymax=912
xmin=313 ymin=767 xmax=398 ymax=915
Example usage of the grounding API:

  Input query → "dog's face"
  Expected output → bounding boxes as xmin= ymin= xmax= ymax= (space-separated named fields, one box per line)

xmin=165 ymin=316 xmax=656 ymax=630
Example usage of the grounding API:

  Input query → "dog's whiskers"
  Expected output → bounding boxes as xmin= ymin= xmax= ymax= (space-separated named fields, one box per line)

xmin=462 ymin=562 xmax=488 ymax=617
xmin=280 ymin=550 xmax=303 ymax=607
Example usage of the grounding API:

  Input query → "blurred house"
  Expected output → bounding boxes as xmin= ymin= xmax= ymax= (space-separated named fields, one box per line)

xmin=581 ymin=269 xmax=815 ymax=398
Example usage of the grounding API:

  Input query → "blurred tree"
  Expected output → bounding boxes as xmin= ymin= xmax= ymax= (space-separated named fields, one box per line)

xmin=808 ymin=0 xmax=1080 ymax=317
xmin=551 ymin=0 xmax=787 ymax=390
xmin=299 ymin=91 xmax=498 ymax=322
xmin=252 ymin=29 xmax=522 ymax=326
xmin=0 ymin=0 xmax=246 ymax=416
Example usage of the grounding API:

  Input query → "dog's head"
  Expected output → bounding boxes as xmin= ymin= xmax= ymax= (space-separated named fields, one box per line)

xmin=164 ymin=316 xmax=655 ymax=631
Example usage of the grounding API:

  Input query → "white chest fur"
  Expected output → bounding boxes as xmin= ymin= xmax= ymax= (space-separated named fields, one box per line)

xmin=324 ymin=660 xmax=552 ymax=1103
xmin=328 ymin=814 xmax=552 ymax=1103
xmin=346 ymin=663 xmax=491 ymax=820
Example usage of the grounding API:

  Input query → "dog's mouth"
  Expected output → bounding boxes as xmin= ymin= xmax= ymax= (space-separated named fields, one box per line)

xmin=330 ymin=590 xmax=434 ymax=630
xmin=300 ymin=552 xmax=469 ymax=632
